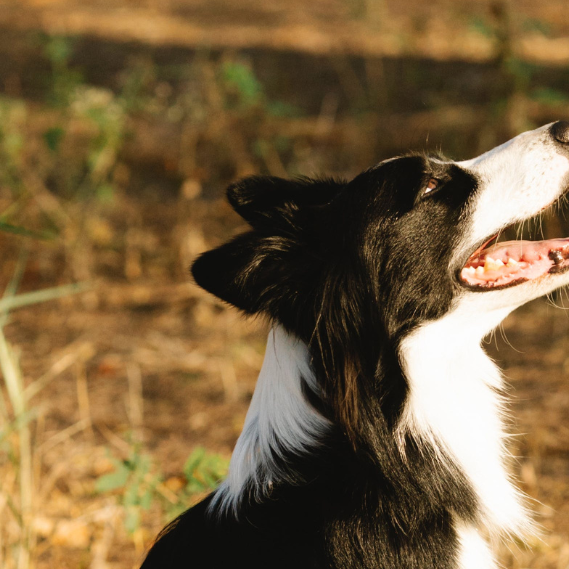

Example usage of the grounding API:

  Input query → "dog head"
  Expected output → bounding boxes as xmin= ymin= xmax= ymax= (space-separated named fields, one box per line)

xmin=192 ymin=122 xmax=569 ymax=438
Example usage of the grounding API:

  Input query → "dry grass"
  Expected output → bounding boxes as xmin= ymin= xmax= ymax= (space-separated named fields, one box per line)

xmin=0 ymin=196 xmax=267 ymax=568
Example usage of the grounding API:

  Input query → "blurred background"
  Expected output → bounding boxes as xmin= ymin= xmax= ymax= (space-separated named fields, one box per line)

xmin=0 ymin=0 xmax=569 ymax=567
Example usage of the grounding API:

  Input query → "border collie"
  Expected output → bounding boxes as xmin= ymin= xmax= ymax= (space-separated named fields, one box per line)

xmin=141 ymin=121 xmax=569 ymax=569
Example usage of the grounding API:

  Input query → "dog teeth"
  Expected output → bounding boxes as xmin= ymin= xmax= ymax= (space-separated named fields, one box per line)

xmin=475 ymin=266 xmax=485 ymax=277
xmin=484 ymin=256 xmax=504 ymax=272
xmin=506 ymin=258 xmax=519 ymax=268
xmin=464 ymin=266 xmax=476 ymax=275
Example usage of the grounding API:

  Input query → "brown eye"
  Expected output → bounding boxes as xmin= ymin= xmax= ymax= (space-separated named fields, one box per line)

xmin=425 ymin=178 xmax=440 ymax=194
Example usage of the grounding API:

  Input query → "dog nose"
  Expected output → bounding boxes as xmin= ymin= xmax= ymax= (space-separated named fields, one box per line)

xmin=550 ymin=121 xmax=569 ymax=144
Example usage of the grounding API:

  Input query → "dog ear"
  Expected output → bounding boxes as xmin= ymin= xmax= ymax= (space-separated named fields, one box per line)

xmin=226 ymin=175 xmax=343 ymax=230
xmin=192 ymin=176 xmax=345 ymax=315
xmin=191 ymin=231 xmax=292 ymax=314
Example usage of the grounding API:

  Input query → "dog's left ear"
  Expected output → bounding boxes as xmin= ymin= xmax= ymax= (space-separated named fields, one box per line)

xmin=226 ymin=175 xmax=343 ymax=230
xmin=191 ymin=175 xmax=345 ymax=316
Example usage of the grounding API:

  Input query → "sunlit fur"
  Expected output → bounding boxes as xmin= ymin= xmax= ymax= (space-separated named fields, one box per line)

xmin=397 ymin=308 xmax=530 ymax=538
xmin=211 ymin=325 xmax=330 ymax=515
xmin=141 ymin=123 xmax=569 ymax=569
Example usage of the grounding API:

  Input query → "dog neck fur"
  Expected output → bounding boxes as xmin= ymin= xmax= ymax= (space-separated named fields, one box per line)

xmin=210 ymin=325 xmax=330 ymax=516
xmin=456 ymin=525 xmax=498 ymax=569
xmin=397 ymin=298 xmax=532 ymax=540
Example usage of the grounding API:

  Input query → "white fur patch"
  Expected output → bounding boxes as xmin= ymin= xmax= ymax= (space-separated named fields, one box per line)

xmin=398 ymin=300 xmax=532 ymax=538
xmin=210 ymin=325 xmax=330 ymax=515
xmin=456 ymin=524 xmax=497 ymax=569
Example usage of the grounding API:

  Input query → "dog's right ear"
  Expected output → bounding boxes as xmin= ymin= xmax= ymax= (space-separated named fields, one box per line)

xmin=191 ymin=175 xmax=345 ymax=315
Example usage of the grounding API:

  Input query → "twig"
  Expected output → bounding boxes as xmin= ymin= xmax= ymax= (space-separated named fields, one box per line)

xmin=127 ymin=364 xmax=144 ymax=444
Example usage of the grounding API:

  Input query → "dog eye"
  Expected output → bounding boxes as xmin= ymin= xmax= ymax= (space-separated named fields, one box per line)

xmin=424 ymin=178 xmax=440 ymax=194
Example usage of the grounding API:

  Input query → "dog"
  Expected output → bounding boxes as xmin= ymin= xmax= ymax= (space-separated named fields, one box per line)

xmin=141 ymin=122 xmax=569 ymax=569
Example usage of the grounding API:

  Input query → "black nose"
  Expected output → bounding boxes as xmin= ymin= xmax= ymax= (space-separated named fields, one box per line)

xmin=550 ymin=121 xmax=569 ymax=143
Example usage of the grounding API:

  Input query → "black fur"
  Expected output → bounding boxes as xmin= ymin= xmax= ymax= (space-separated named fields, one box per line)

xmin=141 ymin=155 xmax=482 ymax=569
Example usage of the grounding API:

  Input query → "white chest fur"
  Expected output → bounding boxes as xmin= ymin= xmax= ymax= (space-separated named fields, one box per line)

xmin=210 ymin=325 xmax=330 ymax=515
xmin=397 ymin=305 xmax=531 ymax=539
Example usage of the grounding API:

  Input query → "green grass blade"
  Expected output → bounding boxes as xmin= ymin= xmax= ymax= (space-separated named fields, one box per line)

xmin=0 ymin=221 xmax=55 ymax=240
xmin=0 ymin=282 xmax=91 ymax=314
xmin=0 ymin=248 xmax=30 ymax=329
xmin=0 ymin=328 xmax=33 ymax=568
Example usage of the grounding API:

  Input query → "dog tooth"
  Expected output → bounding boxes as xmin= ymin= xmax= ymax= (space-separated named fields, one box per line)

xmin=484 ymin=257 xmax=504 ymax=272
xmin=475 ymin=266 xmax=485 ymax=277
xmin=506 ymin=258 xmax=519 ymax=268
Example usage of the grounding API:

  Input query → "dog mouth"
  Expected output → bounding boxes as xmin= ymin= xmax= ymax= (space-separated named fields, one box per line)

xmin=460 ymin=232 xmax=569 ymax=290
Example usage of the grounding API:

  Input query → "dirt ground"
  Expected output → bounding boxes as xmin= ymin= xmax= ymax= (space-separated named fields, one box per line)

xmin=4 ymin=0 xmax=569 ymax=62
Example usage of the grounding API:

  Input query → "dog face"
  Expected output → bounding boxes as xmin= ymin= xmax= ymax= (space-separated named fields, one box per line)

xmin=193 ymin=122 xmax=569 ymax=336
